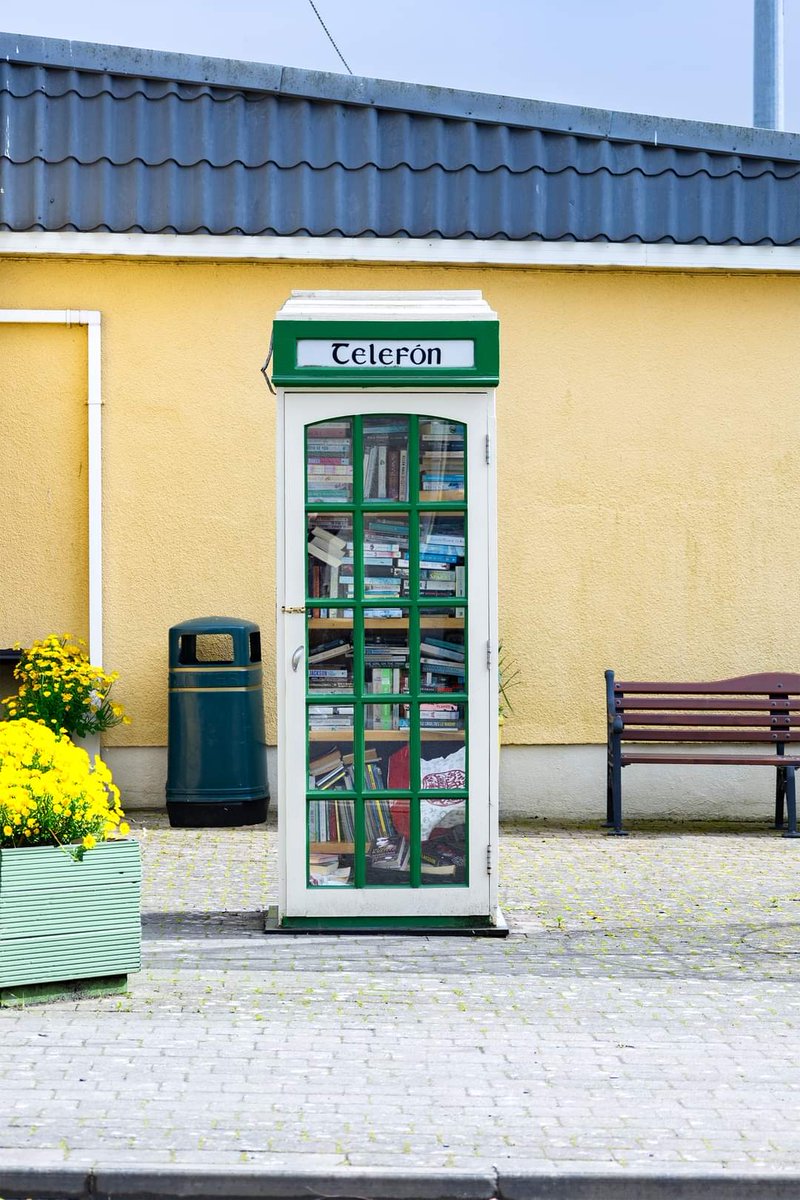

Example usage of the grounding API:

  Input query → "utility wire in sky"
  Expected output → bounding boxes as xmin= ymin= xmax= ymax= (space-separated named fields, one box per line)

xmin=307 ymin=0 xmax=354 ymax=74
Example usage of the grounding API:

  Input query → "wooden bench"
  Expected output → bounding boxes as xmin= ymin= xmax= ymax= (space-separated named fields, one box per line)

xmin=605 ymin=670 xmax=800 ymax=837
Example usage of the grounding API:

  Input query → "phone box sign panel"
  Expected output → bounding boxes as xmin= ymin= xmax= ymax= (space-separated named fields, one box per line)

xmin=271 ymin=320 xmax=499 ymax=388
xmin=297 ymin=339 xmax=475 ymax=369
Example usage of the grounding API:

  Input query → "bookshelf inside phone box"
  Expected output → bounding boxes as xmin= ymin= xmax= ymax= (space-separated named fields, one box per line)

xmin=272 ymin=291 xmax=505 ymax=933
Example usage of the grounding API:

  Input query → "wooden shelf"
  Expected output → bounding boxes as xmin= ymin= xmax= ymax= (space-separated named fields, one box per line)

xmin=308 ymin=617 xmax=464 ymax=629
xmin=308 ymin=729 xmax=464 ymax=742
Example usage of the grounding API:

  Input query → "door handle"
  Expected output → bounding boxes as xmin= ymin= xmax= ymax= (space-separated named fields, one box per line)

xmin=291 ymin=645 xmax=304 ymax=672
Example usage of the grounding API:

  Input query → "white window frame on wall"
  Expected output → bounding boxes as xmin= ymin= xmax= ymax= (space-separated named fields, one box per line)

xmin=0 ymin=310 xmax=104 ymax=679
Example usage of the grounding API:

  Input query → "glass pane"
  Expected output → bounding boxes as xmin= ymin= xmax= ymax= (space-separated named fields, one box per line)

xmin=362 ymin=513 xmax=409 ymax=601
xmin=306 ymin=419 xmax=353 ymax=503
xmin=307 ymin=514 xmax=354 ymax=607
xmin=308 ymin=614 xmax=354 ymax=696
xmin=363 ymin=709 xmax=411 ymax=796
xmin=363 ymin=416 xmax=410 ymax=501
xmin=419 ymin=418 xmax=465 ymax=501
xmin=365 ymin=799 xmax=410 ymax=886
xmin=365 ymin=702 xmax=410 ymax=734
xmin=308 ymin=799 xmax=355 ymax=886
xmin=421 ymin=797 xmax=467 ymax=886
xmin=364 ymin=613 xmax=410 ymax=695
xmin=307 ymin=706 xmax=355 ymax=792
xmin=419 ymin=607 xmax=465 ymax=694
xmin=420 ymin=703 xmax=466 ymax=788
xmin=419 ymin=512 xmax=465 ymax=599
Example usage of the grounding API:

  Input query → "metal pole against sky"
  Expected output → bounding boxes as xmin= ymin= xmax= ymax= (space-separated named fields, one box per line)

xmin=753 ymin=0 xmax=785 ymax=129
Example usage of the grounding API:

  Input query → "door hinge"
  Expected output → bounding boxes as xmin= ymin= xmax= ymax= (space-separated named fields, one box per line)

xmin=486 ymin=844 xmax=492 ymax=874
xmin=485 ymin=433 xmax=491 ymax=464
xmin=487 ymin=641 xmax=492 ymax=671
xmin=281 ymin=605 xmax=306 ymax=614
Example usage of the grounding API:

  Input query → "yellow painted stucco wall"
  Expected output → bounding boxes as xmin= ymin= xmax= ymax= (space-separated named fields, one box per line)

xmin=2 ymin=256 xmax=800 ymax=748
xmin=0 ymin=324 xmax=89 ymax=645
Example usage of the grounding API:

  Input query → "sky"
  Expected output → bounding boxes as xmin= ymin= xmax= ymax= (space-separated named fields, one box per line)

xmin=6 ymin=0 xmax=800 ymax=132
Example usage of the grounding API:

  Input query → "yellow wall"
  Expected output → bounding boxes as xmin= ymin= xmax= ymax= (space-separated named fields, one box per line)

xmin=2 ymin=257 xmax=799 ymax=746
xmin=0 ymin=324 xmax=89 ymax=645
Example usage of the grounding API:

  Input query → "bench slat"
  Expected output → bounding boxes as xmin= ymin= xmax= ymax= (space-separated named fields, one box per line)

xmin=619 ymin=729 xmax=798 ymax=743
xmin=622 ymin=712 xmax=792 ymax=728
xmin=616 ymin=697 xmax=797 ymax=712
xmin=621 ymin=754 xmax=800 ymax=766
xmin=614 ymin=672 xmax=800 ymax=695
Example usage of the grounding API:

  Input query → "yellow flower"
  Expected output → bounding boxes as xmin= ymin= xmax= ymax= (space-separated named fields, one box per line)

xmin=82 ymin=833 xmax=97 ymax=850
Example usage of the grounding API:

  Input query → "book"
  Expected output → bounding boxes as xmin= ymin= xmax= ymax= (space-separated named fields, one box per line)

xmin=386 ymin=448 xmax=400 ymax=500
xmin=398 ymin=449 xmax=408 ymax=501
xmin=377 ymin=445 xmax=387 ymax=496
xmin=363 ymin=446 xmax=378 ymax=495
xmin=421 ymin=638 xmax=464 ymax=658
xmin=311 ymin=526 xmax=347 ymax=553
xmin=368 ymin=837 xmax=409 ymax=870
xmin=308 ymin=541 xmax=343 ymax=568
xmin=309 ymin=750 xmax=343 ymax=776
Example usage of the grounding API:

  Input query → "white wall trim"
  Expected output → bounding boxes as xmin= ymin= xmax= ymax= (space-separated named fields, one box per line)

xmin=0 ymin=309 xmax=103 ymax=669
xmin=4 ymin=231 xmax=800 ymax=272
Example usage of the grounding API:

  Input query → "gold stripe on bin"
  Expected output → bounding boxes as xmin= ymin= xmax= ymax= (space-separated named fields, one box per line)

xmin=168 ymin=684 xmax=263 ymax=694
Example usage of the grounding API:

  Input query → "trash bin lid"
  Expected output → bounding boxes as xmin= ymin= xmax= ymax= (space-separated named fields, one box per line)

xmin=169 ymin=617 xmax=262 ymax=668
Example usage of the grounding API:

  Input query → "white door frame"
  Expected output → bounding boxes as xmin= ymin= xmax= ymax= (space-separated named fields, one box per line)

xmin=277 ymin=389 xmax=495 ymax=920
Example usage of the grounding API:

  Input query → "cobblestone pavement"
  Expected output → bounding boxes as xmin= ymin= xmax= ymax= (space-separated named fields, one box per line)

xmin=3 ymin=813 xmax=800 ymax=1184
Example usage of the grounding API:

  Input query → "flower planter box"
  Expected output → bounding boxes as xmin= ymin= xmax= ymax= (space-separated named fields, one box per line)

xmin=0 ymin=840 xmax=141 ymax=1004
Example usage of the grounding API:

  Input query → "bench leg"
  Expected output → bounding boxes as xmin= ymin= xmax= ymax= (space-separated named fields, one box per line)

xmin=775 ymin=743 xmax=786 ymax=828
xmin=607 ymin=738 xmax=627 ymax=837
xmin=604 ymin=757 xmax=614 ymax=827
xmin=775 ymin=766 xmax=786 ymax=829
xmin=782 ymin=767 xmax=799 ymax=838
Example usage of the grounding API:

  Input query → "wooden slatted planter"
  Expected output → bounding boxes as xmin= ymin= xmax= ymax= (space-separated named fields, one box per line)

xmin=0 ymin=839 xmax=141 ymax=1004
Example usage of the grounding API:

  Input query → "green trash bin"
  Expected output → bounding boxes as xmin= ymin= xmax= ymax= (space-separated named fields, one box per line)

xmin=166 ymin=616 xmax=269 ymax=828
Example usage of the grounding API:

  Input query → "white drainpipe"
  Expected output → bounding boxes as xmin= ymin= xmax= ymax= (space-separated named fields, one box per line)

xmin=0 ymin=309 xmax=103 ymax=670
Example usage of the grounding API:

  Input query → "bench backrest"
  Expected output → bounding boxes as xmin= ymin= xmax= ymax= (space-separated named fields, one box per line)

xmin=606 ymin=671 xmax=800 ymax=745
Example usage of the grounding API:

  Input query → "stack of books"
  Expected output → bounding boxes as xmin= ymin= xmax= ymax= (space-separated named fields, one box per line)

xmin=365 ymin=702 xmax=410 ymax=732
xmin=308 ymin=794 xmax=355 ymax=841
xmin=308 ymin=851 xmax=352 ymax=886
xmin=364 ymin=793 xmax=397 ymax=839
xmin=363 ymin=420 xmax=410 ymax=501
xmin=364 ymin=637 xmax=409 ymax=695
xmin=419 ymin=420 xmax=465 ymax=500
xmin=307 ymin=422 xmax=352 ymax=502
xmin=307 ymin=704 xmax=354 ymax=733
xmin=307 ymin=636 xmax=353 ymax=694
xmin=307 ymin=748 xmax=350 ymax=790
xmin=419 ymin=521 xmax=465 ymax=596
xmin=362 ymin=517 xmax=410 ymax=598
xmin=307 ymin=523 xmax=354 ymax=601
xmin=420 ymin=702 xmax=462 ymax=731
xmin=420 ymin=636 xmax=465 ymax=692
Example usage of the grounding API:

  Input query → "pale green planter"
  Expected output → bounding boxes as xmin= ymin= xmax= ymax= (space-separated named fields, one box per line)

xmin=0 ymin=839 xmax=141 ymax=1002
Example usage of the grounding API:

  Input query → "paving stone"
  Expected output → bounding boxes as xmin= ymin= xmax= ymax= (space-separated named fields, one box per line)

xmin=3 ymin=813 xmax=800 ymax=1185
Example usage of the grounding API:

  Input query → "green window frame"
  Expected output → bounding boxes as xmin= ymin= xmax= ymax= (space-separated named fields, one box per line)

xmin=303 ymin=413 xmax=470 ymax=889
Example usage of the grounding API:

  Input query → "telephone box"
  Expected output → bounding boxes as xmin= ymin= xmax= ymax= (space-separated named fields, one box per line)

xmin=270 ymin=291 xmax=505 ymax=934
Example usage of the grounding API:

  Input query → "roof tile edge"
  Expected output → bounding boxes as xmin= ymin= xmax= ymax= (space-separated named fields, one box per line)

xmin=2 ymin=30 xmax=800 ymax=162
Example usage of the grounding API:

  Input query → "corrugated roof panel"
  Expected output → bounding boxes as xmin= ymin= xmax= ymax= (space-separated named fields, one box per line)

xmin=6 ymin=71 xmax=800 ymax=180
xmin=2 ymin=38 xmax=800 ymax=244
xmin=5 ymin=155 xmax=799 ymax=242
